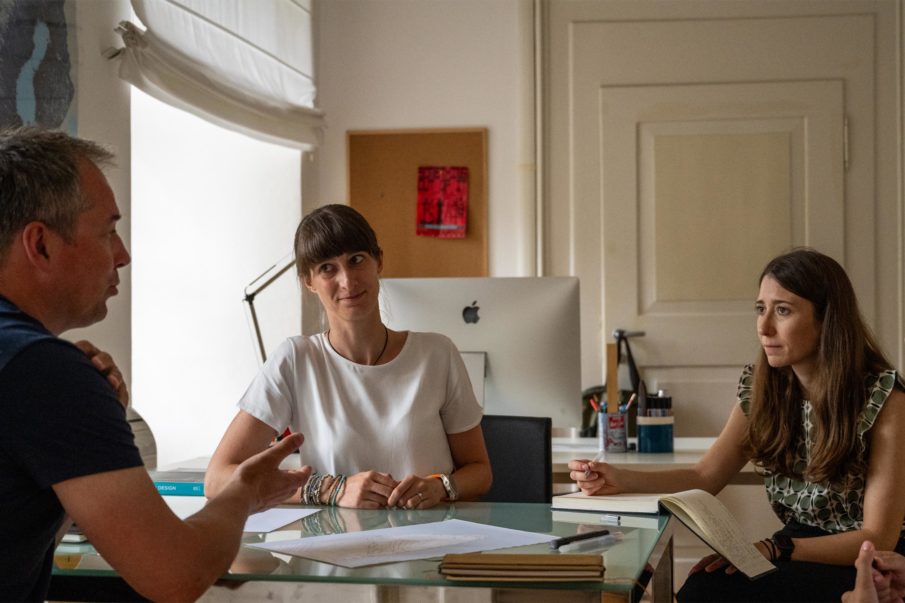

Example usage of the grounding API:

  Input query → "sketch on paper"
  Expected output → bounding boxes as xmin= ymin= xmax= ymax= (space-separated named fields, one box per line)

xmin=250 ymin=518 xmax=557 ymax=568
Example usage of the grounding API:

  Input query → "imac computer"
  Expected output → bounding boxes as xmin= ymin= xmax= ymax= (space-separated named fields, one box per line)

xmin=379 ymin=277 xmax=581 ymax=428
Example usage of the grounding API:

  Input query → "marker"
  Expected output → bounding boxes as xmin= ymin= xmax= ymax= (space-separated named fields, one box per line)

xmin=557 ymin=531 xmax=624 ymax=554
xmin=584 ymin=449 xmax=605 ymax=478
xmin=600 ymin=514 xmax=621 ymax=524
xmin=550 ymin=528 xmax=610 ymax=550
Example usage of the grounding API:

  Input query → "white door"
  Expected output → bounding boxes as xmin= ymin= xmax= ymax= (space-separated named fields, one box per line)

xmin=595 ymin=80 xmax=843 ymax=435
xmin=545 ymin=1 xmax=899 ymax=436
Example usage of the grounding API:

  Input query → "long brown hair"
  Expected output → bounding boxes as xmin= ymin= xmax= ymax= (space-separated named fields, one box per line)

xmin=743 ymin=248 xmax=896 ymax=485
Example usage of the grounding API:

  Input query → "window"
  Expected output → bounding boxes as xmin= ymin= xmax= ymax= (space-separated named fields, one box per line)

xmin=132 ymin=89 xmax=302 ymax=466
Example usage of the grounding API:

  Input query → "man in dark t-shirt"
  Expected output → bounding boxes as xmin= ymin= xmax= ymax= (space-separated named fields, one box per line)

xmin=0 ymin=127 xmax=311 ymax=601
xmin=0 ymin=312 xmax=142 ymax=600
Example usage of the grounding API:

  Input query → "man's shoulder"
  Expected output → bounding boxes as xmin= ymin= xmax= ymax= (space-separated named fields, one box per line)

xmin=5 ymin=336 xmax=85 ymax=368
xmin=0 ymin=337 xmax=99 ymax=399
xmin=0 ymin=300 xmax=57 ymax=372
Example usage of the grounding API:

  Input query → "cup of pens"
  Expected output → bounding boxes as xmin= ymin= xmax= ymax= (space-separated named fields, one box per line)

xmin=600 ymin=393 xmax=631 ymax=454
xmin=604 ymin=413 xmax=627 ymax=453
xmin=637 ymin=390 xmax=674 ymax=453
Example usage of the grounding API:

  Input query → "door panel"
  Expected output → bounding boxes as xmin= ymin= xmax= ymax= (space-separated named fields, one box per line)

xmin=545 ymin=4 xmax=897 ymax=435
xmin=597 ymin=81 xmax=843 ymax=369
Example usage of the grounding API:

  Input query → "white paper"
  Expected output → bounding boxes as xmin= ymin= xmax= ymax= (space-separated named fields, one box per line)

xmin=162 ymin=497 xmax=319 ymax=532
xmin=249 ymin=518 xmax=558 ymax=568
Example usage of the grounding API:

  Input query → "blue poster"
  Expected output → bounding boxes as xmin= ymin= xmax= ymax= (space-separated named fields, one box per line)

xmin=0 ymin=0 xmax=77 ymax=132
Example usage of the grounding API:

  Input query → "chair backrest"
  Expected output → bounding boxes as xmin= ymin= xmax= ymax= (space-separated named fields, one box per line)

xmin=480 ymin=414 xmax=552 ymax=503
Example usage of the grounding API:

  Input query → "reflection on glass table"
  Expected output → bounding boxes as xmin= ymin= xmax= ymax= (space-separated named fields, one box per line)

xmin=53 ymin=502 xmax=674 ymax=602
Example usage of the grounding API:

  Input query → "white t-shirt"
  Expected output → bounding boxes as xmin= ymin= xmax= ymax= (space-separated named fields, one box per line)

xmin=237 ymin=331 xmax=482 ymax=477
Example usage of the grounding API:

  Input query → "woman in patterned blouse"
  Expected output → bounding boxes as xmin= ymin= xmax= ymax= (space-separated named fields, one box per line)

xmin=570 ymin=247 xmax=905 ymax=602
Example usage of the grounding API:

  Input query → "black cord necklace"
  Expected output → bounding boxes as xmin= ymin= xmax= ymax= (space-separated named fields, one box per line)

xmin=326 ymin=325 xmax=389 ymax=366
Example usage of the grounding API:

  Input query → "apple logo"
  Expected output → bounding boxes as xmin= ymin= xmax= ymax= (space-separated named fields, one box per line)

xmin=462 ymin=301 xmax=480 ymax=324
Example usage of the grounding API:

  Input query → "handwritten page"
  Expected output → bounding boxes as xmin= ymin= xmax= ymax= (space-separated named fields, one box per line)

xmin=249 ymin=518 xmax=558 ymax=568
xmin=660 ymin=489 xmax=775 ymax=578
xmin=162 ymin=497 xmax=319 ymax=533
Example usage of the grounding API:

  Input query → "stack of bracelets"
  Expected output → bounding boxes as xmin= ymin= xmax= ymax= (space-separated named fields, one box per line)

xmin=328 ymin=475 xmax=347 ymax=507
xmin=302 ymin=472 xmax=347 ymax=506
xmin=301 ymin=506 xmax=346 ymax=536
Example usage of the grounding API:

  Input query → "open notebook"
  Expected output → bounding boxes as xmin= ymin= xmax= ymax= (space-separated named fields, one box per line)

xmin=552 ymin=489 xmax=775 ymax=579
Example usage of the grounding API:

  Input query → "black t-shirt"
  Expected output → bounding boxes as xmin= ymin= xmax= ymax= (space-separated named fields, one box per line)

xmin=0 ymin=307 xmax=142 ymax=601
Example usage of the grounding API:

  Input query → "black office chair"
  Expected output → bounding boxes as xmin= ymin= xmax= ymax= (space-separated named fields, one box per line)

xmin=480 ymin=414 xmax=552 ymax=503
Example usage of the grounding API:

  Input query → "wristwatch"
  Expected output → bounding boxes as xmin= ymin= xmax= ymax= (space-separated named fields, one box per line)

xmin=772 ymin=533 xmax=794 ymax=562
xmin=430 ymin=473 xmax=458 ymax=501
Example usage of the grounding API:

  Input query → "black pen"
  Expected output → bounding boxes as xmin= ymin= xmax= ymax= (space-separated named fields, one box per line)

xmin=549 ymin=529 xmax=610 ymax=550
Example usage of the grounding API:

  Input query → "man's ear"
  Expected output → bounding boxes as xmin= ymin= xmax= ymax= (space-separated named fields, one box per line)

xmin=376 ymin=249 xmax=384 ymax=275
xmin=20 ymin=222 xmax=55 ymax=267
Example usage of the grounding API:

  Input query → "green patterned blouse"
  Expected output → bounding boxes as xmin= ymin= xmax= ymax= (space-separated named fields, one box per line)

xmin=738 ymin=364 xmax=901 ymax=533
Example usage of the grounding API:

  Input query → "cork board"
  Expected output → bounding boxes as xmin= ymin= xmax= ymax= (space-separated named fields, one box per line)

xmin=348 ymin=128 xmax=488 ymax=277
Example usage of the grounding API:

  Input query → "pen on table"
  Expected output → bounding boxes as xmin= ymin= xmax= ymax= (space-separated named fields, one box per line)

xmin=550 ymin=528 xmax=610 ymax=550
xmin=600 ymin=514 xmax=621 ymax=524
xmin=584 ymin=449 xmax=605 ymax=478
xmin=557 ymin=531 xmax=624 ymax=554
xmin=623 ymin=393 xmax=637 ymax=415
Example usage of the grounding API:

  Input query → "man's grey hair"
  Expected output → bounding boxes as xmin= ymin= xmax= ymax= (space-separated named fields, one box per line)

xmin=0 ymin=126 xmax=114 ymax=261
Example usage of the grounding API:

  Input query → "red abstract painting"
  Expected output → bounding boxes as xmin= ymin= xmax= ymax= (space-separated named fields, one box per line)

xmin=416 ymin=166 xmax=469 ymax=238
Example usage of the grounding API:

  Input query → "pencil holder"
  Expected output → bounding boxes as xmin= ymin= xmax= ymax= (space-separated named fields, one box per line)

xmin=637 ymin=416 xmax=674 ymax=453
xmin=602 ymin=413 xmax=627 ymax=453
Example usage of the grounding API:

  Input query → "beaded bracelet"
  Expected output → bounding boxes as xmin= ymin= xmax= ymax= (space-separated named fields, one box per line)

xmin=324 ymin=475 xmax=338 ymax=506
xmin=312 ymin=473 xmax=329 ymax=505
xmin=304 ymin=472 xmax=330 ymax=505
xmin=302 ymin=472 xmax=347 ymax=506
xmin=328 ymin=474 xmax=347 ymax=507
xmin=316 ymin=475 xmax=334 ymax=504
xmin=302 ymin=472 xmax=319 ymax=504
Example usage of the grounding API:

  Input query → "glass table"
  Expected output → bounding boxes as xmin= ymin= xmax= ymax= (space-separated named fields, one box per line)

xmin=52 ymin=502 xmax=675 ymax=602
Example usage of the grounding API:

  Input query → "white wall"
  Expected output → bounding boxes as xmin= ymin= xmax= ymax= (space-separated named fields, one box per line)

xmin=64 ymin=0 xmax=134 ymax=383
xmin=131 ymin=89 xmax=302 ymax=467
xmin=313 ymin=0 xmax=536 ymax=277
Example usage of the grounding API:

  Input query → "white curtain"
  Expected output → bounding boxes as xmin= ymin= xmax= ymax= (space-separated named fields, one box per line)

xmin=114 ymin=0 xmax=323 ymax=149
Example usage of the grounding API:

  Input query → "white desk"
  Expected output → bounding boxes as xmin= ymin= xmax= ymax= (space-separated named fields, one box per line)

xmin=552 ymin=437 xmax=761 ymax=486
xmin=167 ymin=437 xmax=762 ymax=487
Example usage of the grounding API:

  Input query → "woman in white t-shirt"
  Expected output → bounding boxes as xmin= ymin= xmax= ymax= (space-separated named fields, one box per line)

xmin=205 ymin=205 xmax=491 ymax=509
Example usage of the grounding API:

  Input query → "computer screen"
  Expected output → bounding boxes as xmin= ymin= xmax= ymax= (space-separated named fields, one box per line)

xmin=380 ymin=277 xmax=582 ymax=428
